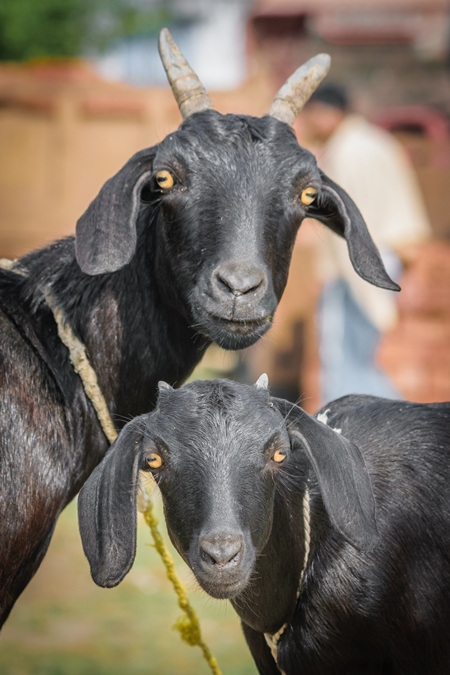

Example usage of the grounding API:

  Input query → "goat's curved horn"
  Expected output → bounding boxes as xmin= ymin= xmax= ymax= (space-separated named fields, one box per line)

xmin=269 ymin=54 xmax=331 ymax=126
xmin=158 ymin=28 xmax=212 ymax=119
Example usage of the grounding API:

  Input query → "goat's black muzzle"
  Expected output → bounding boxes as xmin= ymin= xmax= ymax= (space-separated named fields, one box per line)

xmin=190 ymin=261 xmax=277 ymax=349
xmin=189 ymin=528 xmax=255 ymax=599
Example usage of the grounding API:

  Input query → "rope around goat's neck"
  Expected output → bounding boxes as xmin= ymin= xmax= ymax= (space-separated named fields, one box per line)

xmin=264 ymin=487 xmax=311 ymax=674
xmin=0 ymin=258 xmax=222 ymax=675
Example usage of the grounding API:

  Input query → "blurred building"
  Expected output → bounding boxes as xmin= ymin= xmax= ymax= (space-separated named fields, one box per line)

xmin=94 ymin=0 xmax=252 ymax=90
xmin=251 ymin=0 xmax=449 ymax=106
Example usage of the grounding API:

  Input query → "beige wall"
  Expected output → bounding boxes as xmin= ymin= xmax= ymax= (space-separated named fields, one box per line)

xmin=0 ymin=65 xmax=185 ymax=257
xmin=0 ymin=62 xmax=274 ymax=259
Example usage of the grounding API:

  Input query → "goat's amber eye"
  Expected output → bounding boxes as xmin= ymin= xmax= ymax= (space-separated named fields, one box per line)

xmin=155 ymin=170 xmax=174 ymax=189
xmin=147 ymin=452 xmax=163 ymax=469
xmin=300 ymin=187 xmax=317 ymax=206
xmin=272 ymin=449 xmax=287 ymax=463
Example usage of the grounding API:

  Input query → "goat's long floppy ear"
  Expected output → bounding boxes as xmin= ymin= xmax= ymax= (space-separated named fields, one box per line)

xmin=307 ymin=171 xmax=400 ymax=292
xmin=272 ymin=398 xmax=378 ymax=550
xmin=78 ymin=417 xmax=146 ymax=587
xmin=75 ymin=149 xmax=155 ymax=275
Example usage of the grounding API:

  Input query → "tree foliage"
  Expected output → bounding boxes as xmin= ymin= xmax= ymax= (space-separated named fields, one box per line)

xmin=0 ymin=0 xmax=172 ymax=62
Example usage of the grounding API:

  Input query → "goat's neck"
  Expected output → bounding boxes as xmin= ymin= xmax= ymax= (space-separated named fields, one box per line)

xmin=20 ymin=235 xmax=207 ymax=424
xmin=231 ymin=489 xmax=307 ymax=635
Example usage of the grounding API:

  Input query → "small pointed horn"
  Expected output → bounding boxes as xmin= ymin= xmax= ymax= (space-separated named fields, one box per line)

xmin=269 ymin=54 xmax=331 ymax=126
xmin=158 ymin=381 xmax=173 ymax=394
xmin=158 ymin=28 xmax=212 ymax=119
xmin=255 ymin=373 xmax=269 ymax=390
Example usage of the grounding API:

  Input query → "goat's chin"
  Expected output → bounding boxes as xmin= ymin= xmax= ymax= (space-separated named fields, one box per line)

xmin=196 ymin=576 xmax=250 ymax=600
xmin=196 ymin=315 xmax=273 ymax=350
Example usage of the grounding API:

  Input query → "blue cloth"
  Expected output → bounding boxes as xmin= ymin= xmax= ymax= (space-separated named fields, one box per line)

xmin=318 ymin=279 xmax=402 ymax=405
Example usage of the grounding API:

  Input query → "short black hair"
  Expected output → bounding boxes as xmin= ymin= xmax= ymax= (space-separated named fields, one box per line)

xmin=307 ymin=83 xmax=349 ymax=111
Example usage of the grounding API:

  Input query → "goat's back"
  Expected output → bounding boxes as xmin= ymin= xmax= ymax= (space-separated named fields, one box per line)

xmin=299 ymin=395 xmax=450 ymax=673
xmin=320 ymin=394 xmax=450 ymax=482
xmin=0 ymin=273 xmax=106 ymax=624
xmin=318 ymin=395 xmax=450 ymax=549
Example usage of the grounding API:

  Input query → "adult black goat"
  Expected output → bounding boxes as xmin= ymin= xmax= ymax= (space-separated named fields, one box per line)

xmin=0 ymin=28 xmax=397 ymax=626
xmin=80 ymin=378 xmax=450 ymax=675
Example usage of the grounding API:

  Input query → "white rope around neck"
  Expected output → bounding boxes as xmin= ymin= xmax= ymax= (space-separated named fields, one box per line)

xmin=0 ymin=258 xmax=117 ymax=443
xmin=264 ymin=486 xmax=311 ymax=674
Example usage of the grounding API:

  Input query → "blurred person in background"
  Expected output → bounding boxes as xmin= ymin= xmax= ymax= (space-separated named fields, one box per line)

xmin=297 ymin=83 xmax=431 ymax=404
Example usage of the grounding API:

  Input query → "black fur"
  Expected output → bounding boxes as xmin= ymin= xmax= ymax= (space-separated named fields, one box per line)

xmin=79 ymin=381 xmax=450 ymax=675
xmin=0 ymin=109 xmax=396 ymax=625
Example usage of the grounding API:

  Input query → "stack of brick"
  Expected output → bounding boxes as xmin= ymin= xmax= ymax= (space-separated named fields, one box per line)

xmin=377 ymin=241 xmax=450 ymax=402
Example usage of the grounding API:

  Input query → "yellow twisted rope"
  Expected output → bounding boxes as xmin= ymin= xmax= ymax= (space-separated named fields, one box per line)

xmin=143 ymin=498 xmax=222 ymax=674
xmin=0 ymin=258 xmax=222 ymax=675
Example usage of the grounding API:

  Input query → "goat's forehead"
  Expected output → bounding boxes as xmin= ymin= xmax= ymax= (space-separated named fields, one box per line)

xmin=153 ymin=382 xmax=283 ymax=446
xmin=157 ymin=110 xmax=311 ymax=167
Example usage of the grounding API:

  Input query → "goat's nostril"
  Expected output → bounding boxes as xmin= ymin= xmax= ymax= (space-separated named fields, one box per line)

xmin=215 ymin=265 xmax=264 ymax=297
xmin=199 ymin=535 xmax=243 ymax=567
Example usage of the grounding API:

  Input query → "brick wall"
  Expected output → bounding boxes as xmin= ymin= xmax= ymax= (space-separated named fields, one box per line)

xmin=378 ymin=241 xmax=450 ymax=402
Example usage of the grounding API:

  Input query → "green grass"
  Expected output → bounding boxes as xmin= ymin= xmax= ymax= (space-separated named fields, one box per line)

xmin=0 ymin=494 xmax=257 ymax=675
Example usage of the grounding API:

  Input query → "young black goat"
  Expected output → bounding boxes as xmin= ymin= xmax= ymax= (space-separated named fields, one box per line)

xmin=0 ymin=29 xmax=397 ymax=625
xmin=80 ymin=378 xmax=450 ymax=675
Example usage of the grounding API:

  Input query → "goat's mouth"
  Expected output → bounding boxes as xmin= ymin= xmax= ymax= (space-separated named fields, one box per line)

xmin=197 ymin=312 xmax=273 ymax=350
xmin=193 ymin=570 xmax=251 ymax=600
xmin=190 ymin=541 xmax=255 ymax=599
xmin=200 ymin=579 xmax=248 ymax=600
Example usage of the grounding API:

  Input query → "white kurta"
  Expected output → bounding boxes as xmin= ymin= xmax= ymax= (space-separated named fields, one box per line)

xmin=315 ymin=115 xmax=431 ymax=330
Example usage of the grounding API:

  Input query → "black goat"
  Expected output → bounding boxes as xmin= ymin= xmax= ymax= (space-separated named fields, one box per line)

xmin=80 ymin=379 xmax=450 ymax=675
xmin=0 ymin=29 xmax=396 ymax=625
